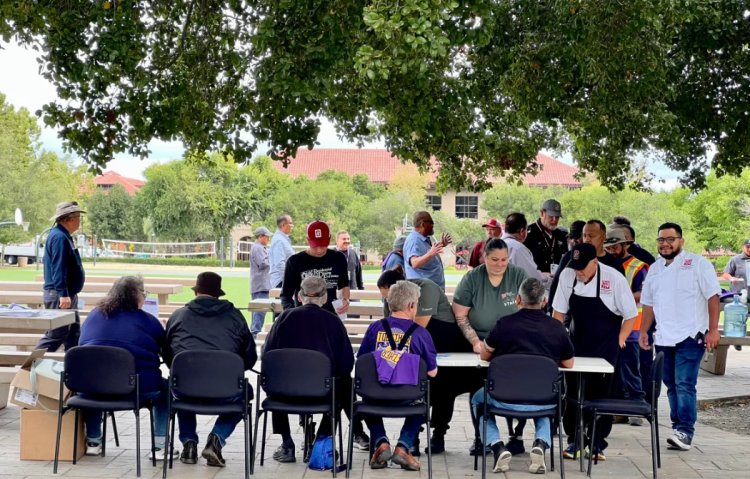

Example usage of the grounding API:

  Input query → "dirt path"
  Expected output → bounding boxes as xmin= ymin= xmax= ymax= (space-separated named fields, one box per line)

xmin=699 ymin=401 xmax=750 ymax=436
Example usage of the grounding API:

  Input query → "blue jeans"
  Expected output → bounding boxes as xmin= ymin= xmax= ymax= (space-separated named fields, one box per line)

xmin=471 ymin=388 xmax=553 ymax=447
xmin=618 ymin=341 xmax=645 ymax=400
xmin=251 ymin=291 xmax=269 ymax=337
xmin=363 ymin=401 xmax=424 ymax=449
xmin=656 ymin=336 xmax=705 ymax=439
xmin=84 ymin=378 xmax=169 ymax=448
xmin=177 ymin=395 xmax=244 ymax=447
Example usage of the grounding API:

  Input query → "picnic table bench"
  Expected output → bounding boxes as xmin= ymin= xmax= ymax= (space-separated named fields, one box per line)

xmin=700 ymin=331 xmax=750 ymax=375
xmin=36 ymin=274 xmax=198 ymax=287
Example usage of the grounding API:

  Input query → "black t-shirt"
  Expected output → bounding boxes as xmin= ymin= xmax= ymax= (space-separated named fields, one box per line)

xmin=598 ymin=252 xmax=626 ymax=275
xmin=628 ymin=243 xmax=656 ymax=265
xmin=280 ymin=249 xmax=349 ymax=313
xmin=524 ymin=220 xmax=568 ymax=273
xmin=485 ymin=309 xmax=575 ymax=362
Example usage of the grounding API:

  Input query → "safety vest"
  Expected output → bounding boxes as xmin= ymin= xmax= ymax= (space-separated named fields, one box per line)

xmin=623 ymin=256 xmax=648 ymax=330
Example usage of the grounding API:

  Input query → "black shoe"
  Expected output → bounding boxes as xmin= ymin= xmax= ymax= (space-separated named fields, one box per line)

xmin=529 ymin=439 xmax=548 ymax=474
xmin=427 ymin=433 xmax=445 ymax=454
xmin=491 ymin=441 xmax=512 ymax=473
xmin=201 ymin=433 xmax=226 ymax=467
xmin=273 ymin=444 xmax=296 ymax=463
xmin=180 ymin=440 xmax=198 ymax=465
xmin=353 ymin=431 xmax=370 ymax=451
xmin=506 ymin=436 xmax=526 ymax=456
xmin=469 ymin=438 xmax=492 ymax=456
xmin=410 ymin=435 xmax=421 ymax=457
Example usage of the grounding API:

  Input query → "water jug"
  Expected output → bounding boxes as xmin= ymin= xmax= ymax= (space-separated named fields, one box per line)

xmin=724 ymin=295 xmax=748 ymax=338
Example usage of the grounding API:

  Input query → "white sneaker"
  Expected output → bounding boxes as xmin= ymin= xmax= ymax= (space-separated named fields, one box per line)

xmin=151 ymin=447 xmax=180 ymax=460
xmin=85 ymin=442 xmax=102 ymax=456
xmin=667 ymin=431 xmax=692 ymax=451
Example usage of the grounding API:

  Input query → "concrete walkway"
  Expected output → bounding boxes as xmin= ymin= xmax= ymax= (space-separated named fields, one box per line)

xmin=1 ymin=349 xmax=749 ymax=478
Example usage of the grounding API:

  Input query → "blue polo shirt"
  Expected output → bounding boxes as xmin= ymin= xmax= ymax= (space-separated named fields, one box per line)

xmin=404 ymin=231 xmax=445 ymax=289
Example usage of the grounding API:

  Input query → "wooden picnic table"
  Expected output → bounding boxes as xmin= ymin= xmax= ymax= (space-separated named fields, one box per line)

xmin=36 ymin=274 xmax=197 ymax=287
xmin=269 ymin=288 xmax=455 ymax=301
xmin=0 ymin=309 xmax=76 ymax=334
xmin=0 ymin=281 xmax=183 ymax=305
xmin=248 ymin=298 xmax=384 ymax=317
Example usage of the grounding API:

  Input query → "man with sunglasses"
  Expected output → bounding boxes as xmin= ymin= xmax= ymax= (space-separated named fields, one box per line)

xmin=639 ymin=223 xmax=721 ymax=452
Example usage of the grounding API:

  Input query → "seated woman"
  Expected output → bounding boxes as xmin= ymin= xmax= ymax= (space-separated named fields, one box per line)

xmin=78 ymin=276 xmax=172 ymax=460
xmin=358 ymin=280 xmax=438 ymax=471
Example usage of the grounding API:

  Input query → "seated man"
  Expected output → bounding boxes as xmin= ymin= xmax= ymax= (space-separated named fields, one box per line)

xmin=358 ymin=280 xmax=438 ymax=472
xmin=471 ymin=278 xmax=574 ymax=474
xmin=164 ymin=272 xmax=257 ymax=468
xmin=262 ymin=276 xmax=365 ymax=463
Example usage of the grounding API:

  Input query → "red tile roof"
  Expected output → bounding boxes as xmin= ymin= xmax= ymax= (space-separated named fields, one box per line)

xmin=271 ymin=149 xmax=580 ymax=188
xmin=93 ymin=171 xmax=145 ymax=195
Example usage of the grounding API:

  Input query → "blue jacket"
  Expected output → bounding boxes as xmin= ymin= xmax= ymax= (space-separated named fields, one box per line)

xmin=43 ymin=224 xmax=85 ymax=297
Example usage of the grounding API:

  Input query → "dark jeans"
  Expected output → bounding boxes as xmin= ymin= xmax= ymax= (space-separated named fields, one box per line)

xmin=177 ymin=395 xmax=244 ymax=447
xmin=617 ymin=341 xmax=645 ymax=400
xmin=36 ymin=289 xmax=80 ymax=352
xmin=251 ymin=291 xmax=269 ymax=337
xmin=563 ymin=371 xmax=616 ymax=451
xmin=364 ymin=401 xmax=424 ymax=449
xmin=656 ymin=336 xmax=705 ymax=439
xmin=640 ymin=332 xmax=655 ymax=404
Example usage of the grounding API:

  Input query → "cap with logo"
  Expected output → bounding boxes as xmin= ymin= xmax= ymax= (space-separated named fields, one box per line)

xmin=482 ymin=218 xmax=501 ymax=229
xmin=541 ymin=199 xmax=562 ymax=218
xmin=604 ymin=227 xmax=629 ymax=246
xmin=306 ymin=220 xmax=331 ymax=247
xmin=567 ymin=243 xmax=597 ymax=270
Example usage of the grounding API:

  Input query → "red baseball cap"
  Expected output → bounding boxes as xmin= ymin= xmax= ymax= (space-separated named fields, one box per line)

xmin=306 ymin=220 xmax=331 ymax=247
xmin=482 ymin=218 xmax=501 ymax=229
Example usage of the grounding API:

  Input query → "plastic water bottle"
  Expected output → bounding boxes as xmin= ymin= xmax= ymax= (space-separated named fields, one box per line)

xmin=724 ymin=294 xmax=748 ymax=337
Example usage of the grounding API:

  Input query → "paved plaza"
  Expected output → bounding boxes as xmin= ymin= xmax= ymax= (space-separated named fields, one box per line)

xmin=1 ymin=348 xmax=749 ymax=479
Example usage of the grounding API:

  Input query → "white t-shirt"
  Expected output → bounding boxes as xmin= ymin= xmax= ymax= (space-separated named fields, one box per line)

xmin=552 ymin=262 xmax=639 ymax=320
xmin=641 ymin=250 xmax=721 ymax=347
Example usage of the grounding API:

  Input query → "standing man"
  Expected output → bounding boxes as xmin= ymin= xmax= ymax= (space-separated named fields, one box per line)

xmin=404 ymin=211 xmax=451 ymax=290
xmin=552 ymin=243 xmax=638 ymax=460
xmin=164 ymin=272 xmax=257 ymax=467
xmin=249 ymin=226 xmax=272 ymax=338
xmin=336 ymin=230 xmax=364 ymax=291
xmin=639 ymin=223 xmax=721 ymax=451
xmin=269 ymin=214 xmax=294 ymax=288
xmin=719 ymin=238 xmax=750 ymax=292
xmin=469 ymin=218 xmax=502 ymax=268
xmin=501 ymin=213 xmax=546 ymax=282
xmin=583 ymin=220 xmax=626 ymax=274
xmin=280 ymin=220 xmax=350 ymax=316
xmin=612 ymin=216 xmax=656 ymax=265
xmin=37 ymin=201 xmax=86 ymax=351
xmin=382 ymin=236 xmax=406 ymax=272
xmin=524 ymin=199 xmax=568 ymax=274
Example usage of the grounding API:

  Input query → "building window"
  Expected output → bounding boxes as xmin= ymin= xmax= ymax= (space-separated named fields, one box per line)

xmin=426 ymin=195 xmax=442 ymax=211
xmin=455 ymin=195 xmax=478 ymax=219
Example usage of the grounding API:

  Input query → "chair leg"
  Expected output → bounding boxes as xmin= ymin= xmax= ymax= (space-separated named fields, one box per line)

xmin=102 ymin=411 xmax=108 ymax=457
xmin=260 ymin=411 xmax=268 ymax=466
xmin=586 ymin=412 xmax=598 ymax=477
xmin=550 ymin=415 xmax=555 ymax=472
xmin=53 ymin=408 xmax=65 ymax=474
xmin=244 ymin=414 xmax=250 ymax=479
xmin=248 ymin=406 xmax=254 ymax=476
xmin=481 ymin=387 xmax=488 ymax=479
xmin=426 ymin=407 xmax=432 ymax=479
xmin=345 ymin=407 xmax=355 ymax=478
xmin=655 ymin=411 xmax=661 ymax=468
xmin=650 ymin=416 xmax=658 ymax=479
xmin=331 ymin=411 xmax=337 ymax=478
xmin=337 ymin=411 xmax=344 ymax=468
xmin=110 ymin=412 xmax=120 ymax=447
xmin=135 ymin=411 xmax=141 ymax=477
xmin=149 ymin=407 xmax=156 ymax=467
xmin=169 ymin=411 xmax=176 ymax=469
xmin=252 ymin=409 xmax=262 ymax=472
xmin=162 ymin=412 xmax=171 ymax=479
xmin=558 ymin=408 xmax=565 ymax=479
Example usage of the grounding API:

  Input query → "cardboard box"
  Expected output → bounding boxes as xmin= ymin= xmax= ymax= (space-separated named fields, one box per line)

xmin=0 ymin=366 xmax=16 ymax=409
xmin=20 ymin=409 xmax=85 ymax=461
xmin=10 ymin=349 xmax=69 ymax=411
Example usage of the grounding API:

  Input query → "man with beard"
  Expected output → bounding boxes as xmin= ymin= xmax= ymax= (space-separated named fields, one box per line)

xmin=404 ymin=211 xmax=451 ymax=290
xmin=639 ymin=223 xmax=720 ymax=451
xmin=524 ymin=199 xmax=568 ymax=274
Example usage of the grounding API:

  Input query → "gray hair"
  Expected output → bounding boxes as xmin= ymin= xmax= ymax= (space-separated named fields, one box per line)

xmin=277 ymin=214 xmax=292 ymax=227
xmin=518 ymin=278 xmax=547 ymax=306
xmin=299 ymin=276 xmax=328 ymax=307
xmin=387 ymin=280 xmax=421 ymax=313
xmin=98 ymin=276 xmax=145 ymax=317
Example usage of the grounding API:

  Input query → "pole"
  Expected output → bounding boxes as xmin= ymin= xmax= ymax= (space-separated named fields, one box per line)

xmin=229 ymin=237 xmax=235 ymax=268
xmin=220 ymin=237 xmax=225 ymax=267
xmin=93 ymin=234 xmax=97 ymax=267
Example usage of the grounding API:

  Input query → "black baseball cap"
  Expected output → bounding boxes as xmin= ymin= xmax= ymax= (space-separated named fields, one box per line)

xmin=567 ymin=243 xmax=597 ymax=270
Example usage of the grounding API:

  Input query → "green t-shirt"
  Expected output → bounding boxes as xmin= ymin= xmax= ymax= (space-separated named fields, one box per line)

xmin=452 ymin=263 xmax=528 ymax=338
xmin=382 ymin=278 xmax=455 ymax=323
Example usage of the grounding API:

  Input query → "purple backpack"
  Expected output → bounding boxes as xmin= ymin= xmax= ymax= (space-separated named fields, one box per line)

xmin=374 ymin=319 xmax=420 ymax=386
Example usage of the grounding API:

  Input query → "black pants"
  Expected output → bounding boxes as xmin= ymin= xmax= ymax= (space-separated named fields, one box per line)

xmin=563 ymin=371 xmax=616 ymax=451
xmin=36 ymin=290 xmax=80 ymax=352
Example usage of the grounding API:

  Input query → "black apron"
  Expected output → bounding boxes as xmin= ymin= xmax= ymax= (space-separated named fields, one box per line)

xmin=568 ymin=266 xmax=622 ymax=366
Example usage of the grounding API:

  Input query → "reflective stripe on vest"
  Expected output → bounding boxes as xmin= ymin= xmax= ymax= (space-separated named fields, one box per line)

xmin=623 ymin=256 xmax=647 ymax=330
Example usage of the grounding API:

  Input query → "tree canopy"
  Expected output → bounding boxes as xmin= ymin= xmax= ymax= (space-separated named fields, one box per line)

xmin=3 ymin=1 xmax=749 ymax=191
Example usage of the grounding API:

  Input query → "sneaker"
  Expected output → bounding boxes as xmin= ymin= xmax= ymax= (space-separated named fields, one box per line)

xmin=369 ymin=441 xmax=392 ymax=469
xmin=469 ymin=438 xmax=492 ymax=456
xmin=391 ymin=445 xmax=420 ymax=471
xmin=491 ymin=441 xmax=512 ymax=473
xmin=201 ymin=433 xmax=226 ymax=467
xmin=629 ymin=417 xmax=644 ymax=427
xmin=353 ymin=431 xmax=370 ymax=451
xmin=428 ymin=433 xmax=445 ymax=454
xmin=151 ymin=447 xmax=180 ymax=461
xmin=180 ymin=440 xmax=198 ymax=464
xmin=273 ymin=444 xmax=296 ymax=463
xmin=584 ymin=446 xmax=606 ymax=461
xmin=529 ymin=439 xmax=548 ymax=474
xmin=667 ymin=431 xmax=692 ymax=451
xmin=562 ymin=443 xmax=580 ymax=460
xmin=85 ymin=441 xmax=102 ymax=456
xmin=506 ymin=436 xmax=525 ymax=456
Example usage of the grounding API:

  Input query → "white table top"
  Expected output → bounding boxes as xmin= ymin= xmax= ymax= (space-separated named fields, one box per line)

xmin=436 ymin=353 xmax=614 ymax=373
xmin=0 ymin=309 xmax=76 ymax=332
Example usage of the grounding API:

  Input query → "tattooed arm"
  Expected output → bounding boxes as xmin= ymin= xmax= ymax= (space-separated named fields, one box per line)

xmin=452 ymin=302 xmax=483 ymax=353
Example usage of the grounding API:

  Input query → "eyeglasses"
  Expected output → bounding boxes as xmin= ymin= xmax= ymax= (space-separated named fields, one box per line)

xmin=656 ymin=236 xmax=682 ymax=244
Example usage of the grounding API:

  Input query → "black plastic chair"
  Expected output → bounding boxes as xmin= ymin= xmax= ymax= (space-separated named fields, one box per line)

xmin=162 ymin=349 xmax=253 ymax=479
xmin=346 ymin=352 xmax=431 ymax=479
xmin=584 ymin=352 xmax=665 ymax=478
xmin=253 ymin=349 xmax=342 ymax=477
xmin=54 ymin=345 xmax=156 ymax=477
xmin=477 ymin=354 xmax=564 ymax=479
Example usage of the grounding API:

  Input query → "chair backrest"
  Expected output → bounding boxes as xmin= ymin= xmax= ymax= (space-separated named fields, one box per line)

xmin=261 ymin=348 xmax=332 ymax=399
xmin=171 ymin=349 xmax=245 ymax=400
xmin=651 ymin=351 xmax=665 ymax=405
xmin=353 ymin=352 xmax=427 ymax=403
xmin=487 ymin=354 xmax=560 ymax=405
xmin=64 ymin=346 xmax=137 ymax=396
